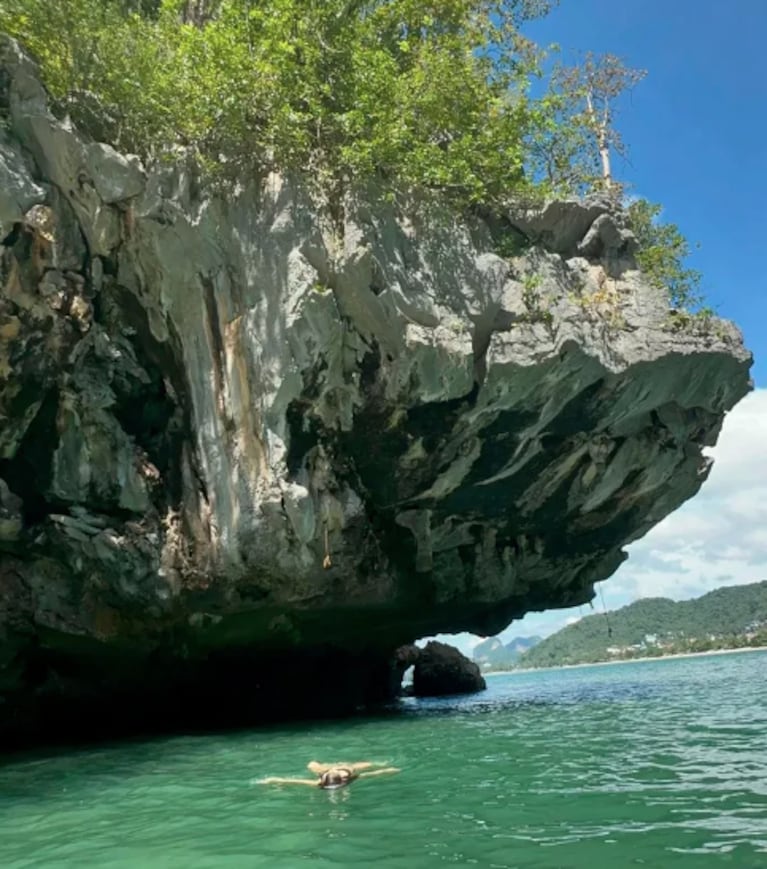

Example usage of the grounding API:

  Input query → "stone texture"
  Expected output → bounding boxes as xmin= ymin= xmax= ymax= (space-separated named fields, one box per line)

xmin=85 ymin=142 xmax=146 ymax=204
xmin=412 ymin=641 xmax=487 ymax=697
xmin=0 ymin=478 xmax=22 ymax=541
xmin=0 ymin=133 xmax=46 ymax=240
xmin=0 ymin=36 xmax=753 ymax=746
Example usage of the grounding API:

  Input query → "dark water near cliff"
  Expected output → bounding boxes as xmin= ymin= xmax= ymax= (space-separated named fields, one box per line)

xmin=1 ymin=651 xmax=766 ymax=868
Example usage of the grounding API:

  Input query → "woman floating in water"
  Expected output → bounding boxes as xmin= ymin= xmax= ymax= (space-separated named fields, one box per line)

xmin=258 ymin=761 xmax=400 ymax=790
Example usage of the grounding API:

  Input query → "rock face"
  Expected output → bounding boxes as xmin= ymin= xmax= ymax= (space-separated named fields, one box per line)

xmin=412 ymin=641 xmax=486 ymax=696
xmin=0 ymin=37 xmax=753 ymax=746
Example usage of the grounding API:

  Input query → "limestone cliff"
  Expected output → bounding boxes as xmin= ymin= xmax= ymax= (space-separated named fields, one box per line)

xmin=0 ymin=37 xmax=752 ymax=746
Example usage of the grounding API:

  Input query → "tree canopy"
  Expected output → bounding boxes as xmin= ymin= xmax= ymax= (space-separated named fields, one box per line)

xmin=1 ymin=1 xmax=556 ymax=200
xmin=0 ymin=0 xmax=707 ymax=311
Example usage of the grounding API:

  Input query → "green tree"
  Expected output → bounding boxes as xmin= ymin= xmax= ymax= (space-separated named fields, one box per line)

xmin=530 ymin=52 xmax=645 ymax=196
xmin=627 ymin=199 xmax=704 ymax=311
xmin=1 ymin=0 xmax=708 ymax=313
xmin=0 ymin=0 xmax=554 ymax=204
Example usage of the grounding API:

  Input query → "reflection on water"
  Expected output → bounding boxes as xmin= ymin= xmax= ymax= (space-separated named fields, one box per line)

xmin=1 ymin=650 xmax=766 ymax=868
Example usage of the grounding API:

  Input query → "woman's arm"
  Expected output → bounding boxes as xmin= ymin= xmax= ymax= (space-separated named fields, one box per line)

xmin=358 ymin=767 xmax=401 ymax=778
xmin=307 ymin=760 xmax=389 ymax=774
xmin=257 ymin=776 xmax=318 ymax=786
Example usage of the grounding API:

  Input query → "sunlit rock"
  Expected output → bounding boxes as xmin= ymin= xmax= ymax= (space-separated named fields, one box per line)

xmin=0 ymin=36 xmax=752 ymax=746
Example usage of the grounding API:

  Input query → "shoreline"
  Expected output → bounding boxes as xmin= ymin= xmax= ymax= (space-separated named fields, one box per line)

xmin=483 ymin=644 xmax=767 ymax=675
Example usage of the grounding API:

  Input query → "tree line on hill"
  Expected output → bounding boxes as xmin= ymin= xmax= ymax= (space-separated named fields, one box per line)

xmin=478 ymin=581 xmax=767 ymax=670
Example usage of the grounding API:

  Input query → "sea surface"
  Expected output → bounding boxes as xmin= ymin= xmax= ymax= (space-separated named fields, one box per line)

xmin=1 ymin=650 xmax=766 ymax=868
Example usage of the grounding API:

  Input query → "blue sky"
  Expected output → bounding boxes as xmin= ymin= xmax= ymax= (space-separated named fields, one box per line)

xmin=439 ymin=0 xmax=767 ymax=651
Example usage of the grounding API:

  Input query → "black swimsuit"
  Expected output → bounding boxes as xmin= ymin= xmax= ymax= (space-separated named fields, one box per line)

xmin=318 ymin=767 xmax=356 ymax=789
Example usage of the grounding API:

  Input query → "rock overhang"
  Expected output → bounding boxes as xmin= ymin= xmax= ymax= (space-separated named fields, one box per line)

xmin=0 ymin=34 xmax=753 ymax=745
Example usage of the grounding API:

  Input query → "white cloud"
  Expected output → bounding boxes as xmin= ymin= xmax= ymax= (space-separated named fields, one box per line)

xmin=610 ymin=387 xmax=767 ymax=597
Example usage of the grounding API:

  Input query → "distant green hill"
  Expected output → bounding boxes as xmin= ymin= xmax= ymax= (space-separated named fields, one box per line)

xmin=473 ymin=635 xmax=542 ymax=670
xmin=518 ymin=581 xmax=767 ymax=669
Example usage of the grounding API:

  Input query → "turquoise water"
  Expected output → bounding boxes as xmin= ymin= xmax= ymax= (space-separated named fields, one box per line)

xmin=1 ymin=651 xmax=766 ymax=868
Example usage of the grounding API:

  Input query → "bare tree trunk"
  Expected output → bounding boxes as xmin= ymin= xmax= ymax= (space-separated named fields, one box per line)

xmin=585 ymin=91 xmax=612 ymax=190
xmin=181 ymin=0 xmax=215 ymax=26
xmin=597 ymin=128 xmax=612 ymax=190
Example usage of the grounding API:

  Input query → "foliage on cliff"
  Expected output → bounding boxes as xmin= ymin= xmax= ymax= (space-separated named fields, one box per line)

xmin=627 ymin=199 xmax=704 ymax=312
xmin=1 ymin=0 xmax=706 ymax=311
xmin=0 ymin=0 xmax=556 ymax=203
xmin=517 ymin=581 xmax=767 ymax=668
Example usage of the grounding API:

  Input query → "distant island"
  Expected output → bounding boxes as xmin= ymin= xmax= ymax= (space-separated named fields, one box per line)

xmin=472 ymin=635 xmax=542 ymax=671
xmin=477 ymin=581 xmax=767 ymax=671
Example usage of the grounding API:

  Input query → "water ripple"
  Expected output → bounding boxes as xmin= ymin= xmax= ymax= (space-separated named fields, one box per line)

xmin=1 ymin=650 xmax=766 ymax=867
